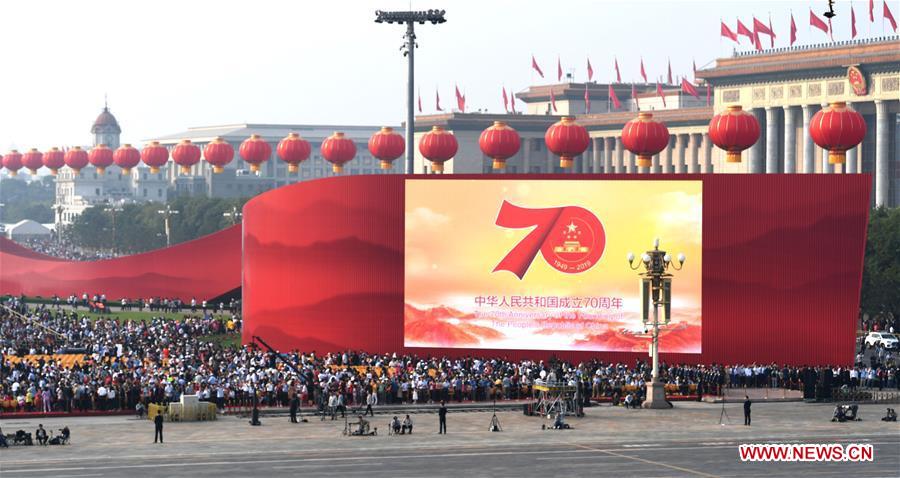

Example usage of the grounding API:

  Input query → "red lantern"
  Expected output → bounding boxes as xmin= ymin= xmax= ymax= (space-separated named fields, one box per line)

xmin=172 ymin=139 xmax=201 ymax=174
xmin=621 ymin=112 xmax=670 ymax=168
xmin=43 ymin=147 xmax=66 ymax=175
xmin=419 ymin=126 xmax=458 ymax=173
xmin=545 ymin=116 xmax=589 ymax=169
xmin=22 ymin=148 xmax=44 ymax=175
xmin=708 ymin=105 xmax=760 ymax=163
xmin=89 ymin=144 xmax=114 ymax=174
xmin=321 ymin=131 xmax=357 ymax=173
xmin=204 ymin=137 xmax=234 ymax=173
xmin=479 ymin=121 xmax=521 ymax=170
xmin=64 ymin=146 xmax=89 ymax=173
xmin=239 ymin=134 xmax=272 ymax=173
xmin=2 ymin=150 xmax=23 ymax=177
xmin=810 ymin=102 xmax=867 ymax=164
xmin=368 ymin=127 xmax=405 ymax=170
xmin=113 ymin=144 xmax=141 ymax=174
xmin=276 ymin=132 xmax=311 ymax=173
xmin=141 ymin=141 xmax=169 ymax=173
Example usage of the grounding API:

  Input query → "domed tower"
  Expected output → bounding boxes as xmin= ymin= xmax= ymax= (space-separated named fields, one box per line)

xmin=91 ymin=103 xmax=121 ymax=149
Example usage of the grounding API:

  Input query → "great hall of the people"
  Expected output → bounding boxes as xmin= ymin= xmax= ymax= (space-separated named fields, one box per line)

xmin=412 ymin=37 xmax=900 ymax=207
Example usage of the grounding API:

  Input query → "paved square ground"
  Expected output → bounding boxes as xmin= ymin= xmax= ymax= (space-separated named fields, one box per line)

xmin=1 ymin=401 xmax=898 ymax=477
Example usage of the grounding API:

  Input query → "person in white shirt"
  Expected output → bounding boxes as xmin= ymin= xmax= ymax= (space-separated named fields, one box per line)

xmin=365 ymin=391 xmax=377 ymax=416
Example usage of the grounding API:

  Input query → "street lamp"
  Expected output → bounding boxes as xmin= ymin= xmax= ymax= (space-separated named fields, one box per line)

xmin=53 ymin=204 xmax=65 ymax=246
xmin=157 ymin=205 xmax=180 ymax=248
xmin=223 ymin=205 xmax=242 ymax=226
xmin=627 ymin=238 xmax=685 ymax=409
xmin=374 ymin=9 xmax=447 ymax=174
xmin=103 ymin=203 xmax=124 ymax=254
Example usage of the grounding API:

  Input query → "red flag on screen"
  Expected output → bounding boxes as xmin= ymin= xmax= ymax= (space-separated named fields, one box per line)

xmin=852 ymin=5 xmax=858 ymax=38
xmin=531 ymin=55 xmax=544 ymax=78
xmin=549 ymin=88 xmax=557 ymax=112
xmin=584 ymin=84 xmax=591 ymax=114
xmin=455 ymin=85 xmax=465 ymax=112
xmin=810 ymin=9 xmax=830 ymax=34
xmin=737 ymin=19 xmax=754 ymax=42
xmin=557 ymin=56 xmax=563 ymax=82
xmin=656 ymin=83 xmax=667 ymax=108
xmin=435 ymin=89 xmax=443 ymax=112
xmin=886 ymin=0 xmax=898 ymax=32
xmin=681 ymin=78 xmax=699 ymax=99
xmin=502 ymin=87 xmax=509 ymax=113
xmin=721 ymin=21 xmax=739 ymax=42
xmin=631 ymin=84 xmax=639 ymax=110
xmin=790 ymin=12 xmax=798 ymax=45
xmin=639 ymin=58 xmax=648 ymax=83
xmin=587 ymin=57 xmax=594 ymax=81
xmin=608 ymin=84 xmax=621 ymax=110
xmin=667 ymin=58 xmax=673 ymax=84
xmin=614 ymin=57 xmax=622 ymax=83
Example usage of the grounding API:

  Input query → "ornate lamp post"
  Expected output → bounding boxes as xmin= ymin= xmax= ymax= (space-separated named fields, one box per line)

xmin=103 ymin=203 xmax=124 ymax=254
xmin=627 ymin=238 xmax=685 ymax=409
xmin=157 ymin=205 xmax=180 ymax=248
xmin=223 ymin=206 xmax=242 ymax=226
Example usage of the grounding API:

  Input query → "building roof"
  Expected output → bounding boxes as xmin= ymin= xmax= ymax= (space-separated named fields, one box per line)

xmin=146 ymin=123 xmax=394 ymax=144
xmin=6 ymin=219 xmax=51 ymax=236
xmin=697 ymin=36 xmax=900 ymax=84
xmin=516 ymin=82 xmax=678 ymax=102
xmin=91 ymin=107 xmax=122 ymax=134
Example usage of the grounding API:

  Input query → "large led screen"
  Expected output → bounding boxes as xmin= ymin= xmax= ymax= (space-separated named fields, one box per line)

xmin=404 ymin=179 xmax=702 ymax=353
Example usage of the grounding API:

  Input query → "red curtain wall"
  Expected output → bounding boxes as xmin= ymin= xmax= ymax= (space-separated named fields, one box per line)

xmin=242 ymin=174 xmax=871 ymax=367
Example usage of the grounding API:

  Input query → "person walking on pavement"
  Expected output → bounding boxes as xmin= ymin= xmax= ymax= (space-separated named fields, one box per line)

xmin=289 ymin=394 xmax=300 ymax=423
xmin=154 ymin=412 xmax=164 ymax=443
xmin=438 ymin=400 xmax=448 ymax=434
xmin=365 ymin=391 xmax=377 ymax=417
xmin=743 ymin=395 xmax=752 ymax=426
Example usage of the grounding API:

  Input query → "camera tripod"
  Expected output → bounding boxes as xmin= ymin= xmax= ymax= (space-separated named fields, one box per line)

xmin=718 ymin=393 xmax=730 ymax=426
xmin=489 ymin=399 xmax=502 ymax=432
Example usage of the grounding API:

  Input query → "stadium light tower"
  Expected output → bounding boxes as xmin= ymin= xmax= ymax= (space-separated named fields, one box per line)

xmin=223 ymin=205 xmax=242 ymax=226
xmin=157 ymin=205 xmax=180 ymax=248
xmin=374 ymin=9 xmax=447 ymax=174
xmin=627 ymin=238 xmax=685 ymax=409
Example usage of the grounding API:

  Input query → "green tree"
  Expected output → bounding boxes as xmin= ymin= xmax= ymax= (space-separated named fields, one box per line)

xmin=860 ymin=206 xmax=900 ymax=322
xmin=0 ymin=177 xmax=54 ymax=223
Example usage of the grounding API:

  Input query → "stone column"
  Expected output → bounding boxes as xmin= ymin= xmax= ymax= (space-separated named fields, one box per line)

xmin=783 ymin=105 xmax=797 ymax=173
xmin=748 ymin=108 xmax=765 ymax=173
xmin=687 ymin=133 xmax=700 ymax=173
xmin=604 ymin=137 xmax=613 ymax=173
xmin=592 ymin=137 xmax=602 ymax=173
xmin=820 ymin=103 xmax=833 ymax=174
xmin=546 ymin=143 xmax=555 ymax=173
xmin=765 ymin=106 xmax=780 ymax=173
xmin=701 ymin=133 xmax=713 ymax=173
xmin=625 ymin=152 xmax=634 ymax=174
xmin=615 ymin=137 xmax=624 ymax=173
xmin=661 ymin=136 xmax=674 ymax=174
xmin=674 ymin=134 xmax=686 ymax=173
xmin=802 ymin=105 xmax=816 ymax=174
xmin=523 ymin=138 xmax=532 ymax=173
xmin=875 ymin=100 xmax=889 ymax=206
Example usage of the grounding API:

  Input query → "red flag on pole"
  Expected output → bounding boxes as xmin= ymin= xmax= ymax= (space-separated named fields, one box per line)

xmin=768 ymin=14 xmax=776 ymax=48
xmin=531 ymin=55 xmax=544 ymax=78
xmin=614 ymin=57 xmax=622 ymax=83
xmin=631 ymin=84 xmax=640 ymax=110
xmin=510 ymin=93 xmax=516 ymax=114
xmin=692 ymin=59 xmax=697 ymax=80
xmin=639 ymin=58 xmax=648 ymax=83
xmin=810 ymin=9 xmax=830 ymax=34
xmin=584 ymin=84 xmax=591 ymax=114
xmin=790 ymin=12 xmax=797 ymax=45
xmin=681 ymin=78 xmax=700 ymax=99
xmin=608 ymin=84 xmax=621 ymax=110
xmin=418 ymin=89 xmax=422 ymax=113
xmin=587 ymin=58 xmax=593 ymax=81
xmin=886 ymin=0 xmax=899 ymax=32
xmin=667 ymin=58 xmax=673 ymax=84
xmin=557 ymin=56 xmax=563 ymax=82
xmin=753 ymin=17 xmax=774 ymax=37
xmin=752 ymin=22 xmax=763 ymax=51
xmin=656 ymin=83 xmax=667 ymax=108
xmin=737 ymin=19 xmax=754 ymax=42
xmin=435 ymin=89 xmax=443 ymax=112
xmin=549 ymin=88 xmax=557 ymax=112
xmin=502 ymin=87 xmax=509 ymax=113
xmin=706 ymin=84 xmax=711 ymax=107
xmin=455 ymin=85 xmax=465 ymax=112
xmin=852 ymin=5 xmax=858 ymax=38
xmin=828 ymin=17 xmax=835 ymax=41
xmin=870 ymin=0 xmax=875 ymax=21
xmin=721 ymin=21 xmax=739 ymax=42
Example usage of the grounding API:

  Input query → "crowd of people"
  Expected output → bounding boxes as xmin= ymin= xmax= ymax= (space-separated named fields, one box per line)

xmin=13 ymin=237 xmax=117 ymax=261
xmin=1 ymin=296 xmax=898 ymax=417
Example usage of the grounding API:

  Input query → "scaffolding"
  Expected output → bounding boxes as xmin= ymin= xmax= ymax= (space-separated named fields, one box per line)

xmin=532 ymin=380 xmax=577 ymax=417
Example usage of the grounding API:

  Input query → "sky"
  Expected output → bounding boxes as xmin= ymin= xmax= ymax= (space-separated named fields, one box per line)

xmin=0 ymin=0 xmax=895 ymax=150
